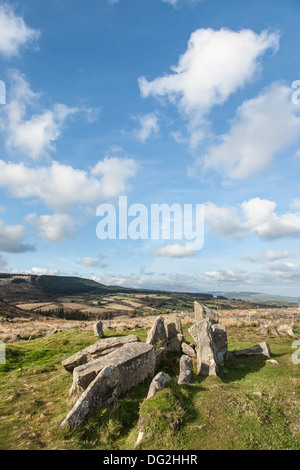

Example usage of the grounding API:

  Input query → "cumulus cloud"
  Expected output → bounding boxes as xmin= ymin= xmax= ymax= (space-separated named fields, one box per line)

xmin=139 ymin=28 xmax=279 ymax=146
xmin=198 ymin=84 xmax=300 ymax=180
xmin=0 ymin=4 xmax=40 ymax=57
xmin=25 ymin=213 xmax=77 ymax=242
xmin=80 ymin=257 xmax=107 ymax=268
xmin=0 ymin=219 xmax=34 ymax=253
xmin=1 ymin=71 xmax=79 ymax=160
xmin=133 ymin=113 xmax=159 ymax=143
xmin=205 ymin=198 xmax=300 ymax=240
xmin=0 ymin=156 xmax=137 ymax=212
xmin=151 ymin=243 xmax=197 ymax=257
xmin=0 ymin=254 xmax=11 ymax=272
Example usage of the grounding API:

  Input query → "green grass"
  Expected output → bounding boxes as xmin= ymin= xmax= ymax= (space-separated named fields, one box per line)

xmin=0 ymin=325 xmax=299 ymax=450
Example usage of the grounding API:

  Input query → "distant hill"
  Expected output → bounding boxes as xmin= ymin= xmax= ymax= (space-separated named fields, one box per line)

xmin=0 ymin=273 xmax=213 ymax=303
xmin=210 ymin=291 xmax=299 ymax=304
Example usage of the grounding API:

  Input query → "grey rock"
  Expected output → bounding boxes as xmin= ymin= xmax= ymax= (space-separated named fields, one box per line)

xmin=194 ymin=301 xmax=219 ymax=324
xmin=61 ymin=343 xmax=156 ymax=429
xmin=181 ymin=342 xmax=196 ymax=357
xmin=178 ymin=355 xmax=192 ymax=385
xmin=93 ymin=321 xmax=104 ymax=338
xmin=62 ymin=334 xmax=140 ymax=372
xmin=70 ymin=342 xmax=156 ymax=396
xmin=155 ymin=347 xmax=168 ymax=366
xmin=189 ymin=318 xmax=218 ymax=376
xmin=233 ymin=342 xmax=271 ymax=358
xmin=167 ymin=334 xmax=185 ymax=352
xmin=212 ymin=323 xmax=228 ymax=366
xmin=147 ymin=371 xmax=171 ymax=399
xmin=165 ymin=317 xmax=183 ymax=340
xmin=146 ymin=316 xmax=167 ymax=347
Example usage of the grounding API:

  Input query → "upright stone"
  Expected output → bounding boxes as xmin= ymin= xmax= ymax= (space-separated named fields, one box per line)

xmin=189 ymin=318 xmax=218 ymax=376
xmin=178 ymin=355 xmax=192 ymax=385
xmin=93 ymin=320 xmax=104 ymax=338
xmin=194 ymin=301 xmax=219 ymax=324
xmin=147 ymin=371 xmax=171 ymax=399
xmin=146 ymin=316 xmax=167 ymax=347
xmin=212 ymin=323 xmax=228 ymax=366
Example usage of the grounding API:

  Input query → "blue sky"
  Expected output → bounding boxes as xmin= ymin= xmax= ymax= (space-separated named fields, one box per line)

xmin=0 ymin=0 xmax=300 ymax=296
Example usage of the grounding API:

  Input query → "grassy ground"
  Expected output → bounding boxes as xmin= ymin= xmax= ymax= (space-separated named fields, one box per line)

xmin=0 ymin=325 xmax=299 ymax=450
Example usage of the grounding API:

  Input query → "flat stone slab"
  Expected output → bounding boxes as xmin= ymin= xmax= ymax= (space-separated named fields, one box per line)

xmin=233 ymin=342 xmax=271 ymax=358
xmin=62 ymin=334 xmax=140 ymax=372
xmin=70 ymin=342 xmax=155 ymax=395
xmin=62 ymin=343 xmax=156 ymax=428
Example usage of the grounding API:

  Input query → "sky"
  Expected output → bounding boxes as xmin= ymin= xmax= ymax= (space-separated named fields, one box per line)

xmin=0 ymin=0 xmax=300 ymax=297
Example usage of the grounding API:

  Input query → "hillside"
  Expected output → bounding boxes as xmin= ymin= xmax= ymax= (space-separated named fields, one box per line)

xmin=0 ymin=273 xmax=213 ymax=304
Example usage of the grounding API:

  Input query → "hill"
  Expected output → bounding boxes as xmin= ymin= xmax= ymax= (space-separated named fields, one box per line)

xmin=210 ymin=290 xmax=298 ymax=303
xmin=0 ymin=273 xmax=213 ymax=304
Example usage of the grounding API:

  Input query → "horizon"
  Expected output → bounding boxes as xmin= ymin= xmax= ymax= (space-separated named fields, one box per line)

xmin=0 ymin=1 xmax=300 ymax=297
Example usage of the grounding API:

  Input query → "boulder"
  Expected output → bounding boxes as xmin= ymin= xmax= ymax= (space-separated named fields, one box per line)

xmin=167 ymin=334 xmax=185 ymax=353
xmin=178 ymin=355 xmax=192 ymax=385
xmin=61 ymin=343 xmax=156 ymax=428
xmin=147 ymin=371 xmax=171 ymax=399
xmin=233 ymin=342 xmax=271 ymax=358
xmin=165 ymin=317 xmax=183 ymax=340
xmin=194 ymin=301 xmax=219 ymax=324
xmin=93 ymin=321 xmax=104 ymax=338
xmin=155 ymin=347 xmax=168 ymax=366
xmin=146 ymin=316 xmax=167 ymax=347
xmin=70 ymin=342 xmax=155 ymax=395
xmin=212 ymin=323 xmax=228 ymax=366
xmin=62 ymin=334 xmax=140 ymax=372
xmin=188 ymin=318 xmax=218 ymax=376
xmin=181 ymin=341 xmax=196 ymax=357
xmin=61 ymin=365 xmax=120 ymax=428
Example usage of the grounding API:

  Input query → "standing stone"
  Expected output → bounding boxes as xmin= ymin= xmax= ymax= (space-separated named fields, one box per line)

xmin=194 ymin=301 xmax=219 ymax=324
xmin=189 ymin=318 xmax=218 ymax=376
xmin=146 ymin=316 xmax=167 ymax=347
xmin=147 ymin=371 xmax=171 ymax=399
xmin=167 ymin=334 xmax=185 ymax=352
xmin=212 ymin=323 xmax=228 ymax=366
xmin=178 ymin=355 xmax=192 ymax=385
xmin=93 ymin=321 xmax=104 ymax=338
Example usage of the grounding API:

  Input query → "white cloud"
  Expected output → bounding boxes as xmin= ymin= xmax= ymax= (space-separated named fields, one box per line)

xmin=26 ymin=267 xmax=60 ymax=276
xmin=205 ymin=198 xmax=300 ymax=241
xmin=1 ymin=71 xmax=79 ymax=160
xmin=241 ymin=198 xmax=300 ymax=240
xmin=0 ymin=4 xmax=39 ymax=57
xmin=0 ymin=156 xmax=137 ymax=212
xmin=133 ymin=113 xmax=159 ymax=143
xmin=0 ymin=254 xmax=11 ymax=272
xmin=199 ymin=84 xmax=300 ymax=180
xmin=205 ymin=202 xmax=245 ymax=236
xmin=0 ymin=219 xmax=34 ymax=253
xmin=151 ymin=243 xmax=197 ymax=258
xmin=265 ymin=250 xmax=292 ymax=261
xmin=80 ymin=257 xmax=107 ymax=268
xmin=139 ymin=28 xmax=279 ymax=146
xmin=25 ymin=213 xmax=77 ymax=242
